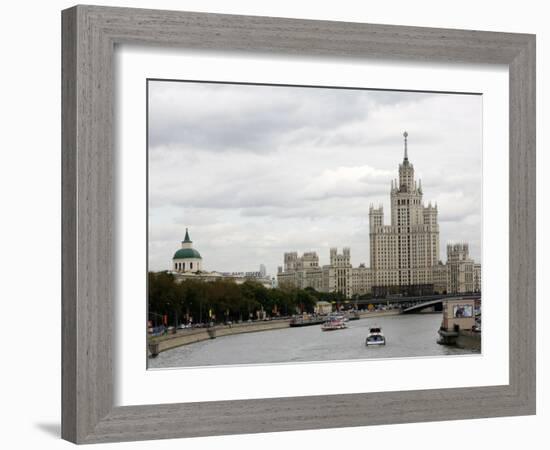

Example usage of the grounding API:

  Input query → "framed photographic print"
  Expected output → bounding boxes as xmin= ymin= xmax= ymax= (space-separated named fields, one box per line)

xmin=62 ymin=5 xmax=536 ymax=444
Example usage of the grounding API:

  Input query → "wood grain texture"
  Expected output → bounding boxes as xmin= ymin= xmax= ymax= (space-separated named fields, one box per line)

xmin=61 ymin=5 xmax=536 ymax=444
xmin=61 ymin=7 xmax=77 ymax=443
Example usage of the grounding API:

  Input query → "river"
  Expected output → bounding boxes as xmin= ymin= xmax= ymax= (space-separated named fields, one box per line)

xmin=148 ymin=313 xmax=479 ymax=369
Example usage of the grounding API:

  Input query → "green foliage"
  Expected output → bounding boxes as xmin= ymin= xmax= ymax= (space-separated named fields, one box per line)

xmin=148 ymin=272 xmax=322 ymax=325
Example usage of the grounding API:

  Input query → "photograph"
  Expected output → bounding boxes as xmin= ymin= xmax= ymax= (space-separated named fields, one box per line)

xmin=146 ymin=80 xmax=483 ymax=368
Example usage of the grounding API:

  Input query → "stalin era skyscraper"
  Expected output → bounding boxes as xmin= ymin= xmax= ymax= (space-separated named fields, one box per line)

xmin=369 ymin=132 xmax=440 ymax=296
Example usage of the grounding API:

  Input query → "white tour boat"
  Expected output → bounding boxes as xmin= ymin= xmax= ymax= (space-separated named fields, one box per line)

xmin=321 ymin=316 xmax=348 ymax=331
xmin=365 ymin=326 xmax=386 ymax=346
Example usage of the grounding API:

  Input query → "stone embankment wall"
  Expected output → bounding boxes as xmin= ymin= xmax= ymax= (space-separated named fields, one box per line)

xmin=456 ymin=330 xmax=481 ymax=351
xmin=152 ymin=319 xmax=291 ymax=354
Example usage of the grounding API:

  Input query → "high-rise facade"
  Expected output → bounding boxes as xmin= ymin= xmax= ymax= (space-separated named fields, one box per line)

xmin=369 ymin=132 xmax=439 ymax=295
xmin=446 ymin=243 xmax=481 ymax=294
xmin=278 ymin=251 xmax=324 ymax=292
xmin=277 ymin=248 xmax=371 ymax=298
xmin=325 ymin=248 xmax=353 ymax=298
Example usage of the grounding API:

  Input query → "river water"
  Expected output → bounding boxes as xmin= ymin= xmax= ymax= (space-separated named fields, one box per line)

xmin=148 ymin=313 xmax=479 ymax=369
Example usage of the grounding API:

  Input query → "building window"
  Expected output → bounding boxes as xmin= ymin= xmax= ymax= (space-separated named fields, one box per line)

xmin=190 ymin=262 xmax=193 ymax=269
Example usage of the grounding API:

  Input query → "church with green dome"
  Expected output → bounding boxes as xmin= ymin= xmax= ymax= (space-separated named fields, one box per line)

xmin=169 ymin=228 xmax=274 ymax=290
xmin=172 ymin=229 xmax=203 ymax=273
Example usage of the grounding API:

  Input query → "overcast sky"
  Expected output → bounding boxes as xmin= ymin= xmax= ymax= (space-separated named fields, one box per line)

xmin=148 ymin=80 xmax=482 ymax=276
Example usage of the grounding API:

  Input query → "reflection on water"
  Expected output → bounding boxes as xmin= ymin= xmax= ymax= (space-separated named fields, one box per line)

xmin=148 ymin=313 xmax=479 ymax=369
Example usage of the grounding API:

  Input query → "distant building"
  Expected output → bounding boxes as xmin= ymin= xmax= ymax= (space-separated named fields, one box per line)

xmin=432 ymin=261 xmax=449 ymax=294
xmin=446 ymin=243 xmax=478 ymax=294
xmin=170 ymin=230 xmax=273 ymax=289
xmin=277 ymin=251 xmax=324 ymax=292
xmin=314 ymin=301 xmax=333 ymax=315
xmin=325 ymin=247 xmax=353 ymax=298
xmin=172 ymin=228 xmax=203 ymax=273
xmin=277 ymin=248 xmax=371 ymax=299
xmin=474 ymin=263 xmax=482 ymax=293
xmin=352 ymin=263 xmax=374 ymax=297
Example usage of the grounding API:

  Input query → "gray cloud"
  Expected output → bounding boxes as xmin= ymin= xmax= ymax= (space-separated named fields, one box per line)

xmin=148 ymin=80 xmax=482 ymax=275
xmin=149 ymin=83 xmax=441 ymax=153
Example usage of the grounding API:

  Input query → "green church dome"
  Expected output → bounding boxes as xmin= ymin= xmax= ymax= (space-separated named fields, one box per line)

xmin=173 ymin=248 xmax=202 ymax=260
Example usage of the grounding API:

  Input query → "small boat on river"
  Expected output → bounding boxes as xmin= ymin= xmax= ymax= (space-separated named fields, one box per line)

xmin=365 ymin=326 xmax=386 ymax=345
xmin=321 ymin=316 xmax=348 ymax=331
xmin=289 ymin=314 xmax=325 ymax=327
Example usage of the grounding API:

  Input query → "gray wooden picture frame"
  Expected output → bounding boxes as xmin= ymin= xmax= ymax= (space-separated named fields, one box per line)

xmin=61 ymin=5 xmax=536 ymax=444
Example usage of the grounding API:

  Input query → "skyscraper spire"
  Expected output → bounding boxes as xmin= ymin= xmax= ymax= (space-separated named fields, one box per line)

xmin=403 ymin=131 xmax=409 ymax=162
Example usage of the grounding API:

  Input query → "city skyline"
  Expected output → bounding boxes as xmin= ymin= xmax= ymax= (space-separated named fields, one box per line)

xmin=148 ymin=80 xmax=482 ymax=276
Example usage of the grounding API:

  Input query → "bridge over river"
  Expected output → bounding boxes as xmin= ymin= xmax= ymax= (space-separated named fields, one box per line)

xmin=400 ymin=294 xmax=481 ymax=314
xmin=325 ymin=293 xmax=481 ymax=314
